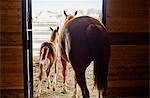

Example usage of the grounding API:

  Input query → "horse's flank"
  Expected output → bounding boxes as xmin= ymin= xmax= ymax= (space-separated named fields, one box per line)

xmin=58 ymin=16 xmax=110 ymax=97
xmin=58 ymin=14 xmax=76 ymax=62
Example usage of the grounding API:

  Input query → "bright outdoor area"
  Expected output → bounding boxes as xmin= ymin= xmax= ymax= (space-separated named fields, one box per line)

xmin=32 ymin=0 xmax=103 ymax=97
xmin=32 ymin=0 xmax=102 ymax=56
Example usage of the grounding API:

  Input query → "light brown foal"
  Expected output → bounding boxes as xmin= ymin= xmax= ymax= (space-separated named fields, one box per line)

xmin=37 ymin=27 xmax=59 ymax=97
xmin=58 ymin=11 xmax=78 ymax=97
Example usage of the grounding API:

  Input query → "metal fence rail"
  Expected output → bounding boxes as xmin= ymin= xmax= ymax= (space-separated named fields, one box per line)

xmin=32 ymin=22 xmax=57 ymax=56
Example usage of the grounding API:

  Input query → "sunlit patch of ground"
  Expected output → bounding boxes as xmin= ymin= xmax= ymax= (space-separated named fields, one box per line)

xmin=33 ymin=56 xmax=99 ymax=98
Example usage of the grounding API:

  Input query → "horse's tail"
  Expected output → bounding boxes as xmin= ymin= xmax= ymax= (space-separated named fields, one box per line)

xmin=64 ymin=32 xmax=71 ymax=62
xmin=39 ymin=42 xmax=55 ymax=65
xmin=60 ymin=30 xmax=71 ymax=62
xmin=86 ymin=23 xmax=110 ymax=95
xmin=94 ymin=58 xmax=108 ymax=95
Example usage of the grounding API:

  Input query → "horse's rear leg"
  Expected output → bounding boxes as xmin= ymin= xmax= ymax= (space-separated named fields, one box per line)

xmin=99 ymin=89 xmax=104 ymax=98
xmin=72 ymin=73 xmax=78 ymax=98
xmin=74 ymin=68 xmax=89 ymax=98
xmin=61 ymin=57 xmax=67 ymax=94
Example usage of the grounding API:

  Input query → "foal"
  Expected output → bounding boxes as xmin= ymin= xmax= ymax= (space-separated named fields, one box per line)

xmin=37 ymin=27 xmax=59 ymax=97
xmin=58 ymin=11 xmax=78 ymax=96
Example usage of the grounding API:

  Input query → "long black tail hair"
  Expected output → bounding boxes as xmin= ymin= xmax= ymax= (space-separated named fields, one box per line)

xmin=86 ymin=23 xmax=110 ymax=95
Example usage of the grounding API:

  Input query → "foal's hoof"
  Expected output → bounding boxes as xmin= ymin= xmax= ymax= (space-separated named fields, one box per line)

xmin=35 ymin=96 xmax=40 ymax=98
xmin=72 ymin=95 xmax=78 ymax=98
xmin=61 ymin=88 xmax=67 ymax=94
xmin=35 ymin=93 xmax=40 ymax=98
xmin=53 ymin=87 xmax=55 ymax=91
xmin=47 ymin=86 xmax=50 ymax=89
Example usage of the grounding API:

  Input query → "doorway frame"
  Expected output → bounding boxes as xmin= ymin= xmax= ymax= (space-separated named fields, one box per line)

xmin=22 ymin=0 xmax=107 ymax=97
xmin=22 ymin=0 xmax=33 ymax=97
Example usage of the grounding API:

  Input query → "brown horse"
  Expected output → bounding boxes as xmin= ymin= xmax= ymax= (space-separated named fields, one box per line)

xmin=37 ymin=27 xmax=59 ymax=97
xmin=57 ymin=11 xmax=77 ymax=94
xmin=58 ymin=15 xmax=110 ymax=98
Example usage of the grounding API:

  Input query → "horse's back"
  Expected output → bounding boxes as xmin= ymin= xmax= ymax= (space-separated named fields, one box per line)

xmin=40 ymin=42 xmax=56 ymax=57
xmin=66 ymin=16 xmax=108 ymax=62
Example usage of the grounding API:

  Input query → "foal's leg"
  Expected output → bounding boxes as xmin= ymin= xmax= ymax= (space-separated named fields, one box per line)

xmin=52 ymin=58 xmax=57 ymax=91
xmin=37 ymin=64 xmax=44 ymax=97
xmin=74 ymin=68 xmax=89 ymax=98
xmin=61 ymin=57 xmax=67 ymax=94
xmin=46 ymin=59 xmax=53 ymax=90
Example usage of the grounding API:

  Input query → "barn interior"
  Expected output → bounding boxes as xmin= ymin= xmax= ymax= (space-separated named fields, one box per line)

xmin=0 ymin=0 xmax=149 ymax=97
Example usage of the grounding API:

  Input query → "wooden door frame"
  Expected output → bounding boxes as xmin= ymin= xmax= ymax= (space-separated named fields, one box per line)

xmin=22 ymin=0 xmax=33 ymax=97
xmin=22 ymin=0 xmax=107 ymax=97
xmin=21 ymin=0 xmax=150 ymax=98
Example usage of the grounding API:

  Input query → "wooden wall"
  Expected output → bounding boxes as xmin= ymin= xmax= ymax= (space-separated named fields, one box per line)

xmin=106 ymin=0 xmax=149 ymax=32
xmin=0 ymin=0 xmax=24 ymax=97
xmin=106 ymin=0 xmax=149 ymax=97
xmin=0 ymin=0 xmax=149 ymax=97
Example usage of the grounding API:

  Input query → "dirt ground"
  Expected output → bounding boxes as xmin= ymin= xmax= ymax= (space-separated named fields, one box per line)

xmin=33 ymin=56 xmax=99 ymax=98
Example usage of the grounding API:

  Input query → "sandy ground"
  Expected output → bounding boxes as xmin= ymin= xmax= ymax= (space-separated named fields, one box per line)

xmin=33 ymin=56 xmax=99 ymax=98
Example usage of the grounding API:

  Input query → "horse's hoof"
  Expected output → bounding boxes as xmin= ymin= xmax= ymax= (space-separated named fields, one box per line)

xmin=53 ymin=87 xmax=55 ymax=91
xmin=47 ymin=86 xmax=51 ymax=89
xmin=72 ymin=95 xmax=78 ymax=98
xmin=61 ymin=91 xmax=67 ymax=94
xmin=60 ymin=89 xmax=67 ymax=94
xmin=35 ymin=94 xmax=40 ymax=98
